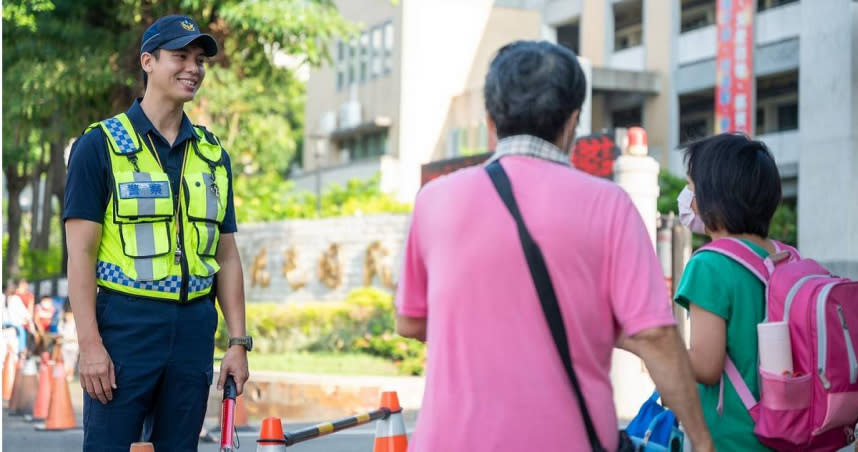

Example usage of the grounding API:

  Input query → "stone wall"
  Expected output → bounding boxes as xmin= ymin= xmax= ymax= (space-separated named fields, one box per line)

xmin=235 ymin=214 xmax=411 ymax=303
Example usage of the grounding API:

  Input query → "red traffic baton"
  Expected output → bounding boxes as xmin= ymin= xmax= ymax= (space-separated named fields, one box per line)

xmin=219 ymin=376 xmax=239 ymax=451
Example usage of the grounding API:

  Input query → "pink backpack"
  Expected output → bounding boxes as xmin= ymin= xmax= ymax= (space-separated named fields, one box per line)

xmin=700 ymin=238 xmax=858 ymax=451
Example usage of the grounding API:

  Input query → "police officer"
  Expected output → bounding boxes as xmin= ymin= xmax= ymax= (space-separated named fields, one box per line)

xmin=63 ymin=15 xmax=251 ymax=451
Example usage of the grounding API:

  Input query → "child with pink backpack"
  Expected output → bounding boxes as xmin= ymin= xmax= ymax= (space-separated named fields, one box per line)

xmin=674 ymin=133 xmax=858 ymax=452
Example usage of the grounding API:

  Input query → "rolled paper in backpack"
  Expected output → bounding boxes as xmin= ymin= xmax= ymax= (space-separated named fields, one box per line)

xmin=757 ymin=321 xmax=793 ymax=374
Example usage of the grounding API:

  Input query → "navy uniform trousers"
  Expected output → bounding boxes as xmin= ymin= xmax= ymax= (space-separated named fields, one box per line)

xmin=83 ymin=289 xmax=217 ymax=452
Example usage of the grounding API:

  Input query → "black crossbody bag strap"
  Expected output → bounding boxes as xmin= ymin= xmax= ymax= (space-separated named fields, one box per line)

xmin=486 ymin=160 xmax=607 ymax=452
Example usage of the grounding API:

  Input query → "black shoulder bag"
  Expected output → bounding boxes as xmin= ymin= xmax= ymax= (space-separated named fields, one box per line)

xmin=485 ymin=160 xmax=635 ymax=452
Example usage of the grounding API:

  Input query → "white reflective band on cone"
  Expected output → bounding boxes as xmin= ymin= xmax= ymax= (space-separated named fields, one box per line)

xmin=375 ymin=412 xmax=407 ymax=438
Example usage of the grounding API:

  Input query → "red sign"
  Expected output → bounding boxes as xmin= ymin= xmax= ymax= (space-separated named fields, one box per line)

xmin=420 ymin=153 xmax=492 ymax=186
xmin=571 ymin=134 xmax=620 ymax=179
xmin=716 ymin=0 xmax=755 ymax=134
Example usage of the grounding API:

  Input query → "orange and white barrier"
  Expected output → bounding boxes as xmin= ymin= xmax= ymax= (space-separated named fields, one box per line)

xmin=257 ymin=417 xmax=287 ymax=452
xmin=373 ymin=391 xmax=408 ymax=452
xmin=3 ymin=345 xmax=18 ymax=402
xmin=9 ymin=357 xmax=38 ymax=415
xmin=28 ymin=353 xmax=52 ymax=422
xmin=37 ymin=356 xmax=76 ymax=430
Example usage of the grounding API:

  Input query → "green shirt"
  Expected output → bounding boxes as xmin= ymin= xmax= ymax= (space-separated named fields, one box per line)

xmin=674 ymin=239 xmax=773 ymax=452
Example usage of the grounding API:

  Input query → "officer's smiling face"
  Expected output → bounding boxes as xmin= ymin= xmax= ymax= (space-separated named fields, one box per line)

xmin=145 ymin=44 xmax=207 ymax=103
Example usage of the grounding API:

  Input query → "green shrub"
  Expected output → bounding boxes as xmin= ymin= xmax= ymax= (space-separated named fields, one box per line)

xmin=215 ymin=287 xmax=426 ymax=375
xmin=234 ymin=173 xmax=412 ymax=224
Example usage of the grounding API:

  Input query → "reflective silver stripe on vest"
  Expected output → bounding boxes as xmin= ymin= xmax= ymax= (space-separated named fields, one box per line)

xmin=202 ymin=222 xmax=218 ymax=256
xmin=133 ymin=172 xmax=158 ymax=216
xmin=133 ymin=222 xmax=157 ymax=280
xmin=201 ymin=259 xmax=216 ymax=277
xmin=131 ymin=172 xmax=158 ymax=281
xmin=203 ymin=172 xmax=219 ymax=221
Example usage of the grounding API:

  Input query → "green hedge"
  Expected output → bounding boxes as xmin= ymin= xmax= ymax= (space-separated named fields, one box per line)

xmin=216 ymin=288 xmax=426 ymax=375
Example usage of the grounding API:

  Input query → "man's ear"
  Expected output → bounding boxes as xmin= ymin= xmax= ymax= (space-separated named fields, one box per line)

xmin=140 ymin=52 xmax=154 ymax=74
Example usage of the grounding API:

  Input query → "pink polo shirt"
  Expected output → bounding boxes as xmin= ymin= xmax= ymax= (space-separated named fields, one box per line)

xmin=396 ymin=154 xmax=675 ymax=452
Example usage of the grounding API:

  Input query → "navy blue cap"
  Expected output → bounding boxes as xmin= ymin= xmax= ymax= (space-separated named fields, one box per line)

xmin=141 ymin=15 xmax=218 ymax=57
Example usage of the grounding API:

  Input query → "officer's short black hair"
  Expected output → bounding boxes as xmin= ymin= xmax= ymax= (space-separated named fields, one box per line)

xmin=483 ymin=40 xmax=587 ymax=143
xmin=684 ymin=133 xmax=782 ymax=237
xmin=142 ymin=49 xmax=161 ymax=90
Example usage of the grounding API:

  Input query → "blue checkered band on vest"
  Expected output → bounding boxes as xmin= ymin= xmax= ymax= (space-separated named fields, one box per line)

xmin=97 ymin=261 xmax=213 ymax=295
xmin=103 ymin=117 xmax=139 ymax=155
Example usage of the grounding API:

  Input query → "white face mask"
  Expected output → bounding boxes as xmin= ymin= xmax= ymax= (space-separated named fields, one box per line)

xmin=677 ymin=186 xmax=706 ymax=234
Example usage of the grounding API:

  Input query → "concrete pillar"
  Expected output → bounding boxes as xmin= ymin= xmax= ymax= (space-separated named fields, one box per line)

xmin=580 ymin=0 xmax=610 ymax=66
xmin=577 ymin=57 xmax=593 ymax=137
xmin=610 ymin=128 xmax=662 ymax=419
xmin=643 ymin=0 xmax=680 ymax=167
xmin=797 ymin=1 xmax=858 ymax=279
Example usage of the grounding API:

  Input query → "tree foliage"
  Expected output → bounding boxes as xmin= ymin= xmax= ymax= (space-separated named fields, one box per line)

xmin=2 ymin=0 xmax=353 ymax=278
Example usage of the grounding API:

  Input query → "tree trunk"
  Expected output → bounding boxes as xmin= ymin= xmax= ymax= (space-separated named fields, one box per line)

xmin=50 ymin=138 xmax=68 ymax=275
xmin=3 ymin=170 xmax=27 ymax=279
xmin=29 ymin=143 xmax=48 ymax=250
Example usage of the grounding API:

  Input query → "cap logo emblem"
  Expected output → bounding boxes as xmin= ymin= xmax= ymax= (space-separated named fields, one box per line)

xmin=181 ymin=20 xmax=195 ymax=31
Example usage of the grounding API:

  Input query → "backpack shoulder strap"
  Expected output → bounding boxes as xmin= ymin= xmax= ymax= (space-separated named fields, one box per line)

xmin=717 ymin=357 xmax=757 ymax=415
xmin=699 ymin=238 xmax=770 ymax=284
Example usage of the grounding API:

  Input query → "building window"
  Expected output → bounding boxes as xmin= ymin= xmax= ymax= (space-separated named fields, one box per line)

xmin=613 ymin=0 xmax=643 ymax=51
xmin=371 ymin=26 xmax=384 ymax=79
xmin=359 ymin=32 xmax=369 ymax=83
xmin=336 ymin=21 xmax=394 ymax=90
xmin=347 ymin=37 xmax=356 ymax=86
xmin=757 ymin=0 xmax=799 ymax=12
xmin=756 ymin=70 xmax=799 ymax=134
xmin=336 ymin=40 xmax=345 ymax=91
xmin=556 ymin=20 xmax=580 ymax=55
xmin=678 ymin=88 xmax=715 ymax=145
xmin=681 ymin=0 xmax=715 ymax=33
xmin=679 ymin=119 xmax=709 ymax=144
xmin=343 ymin=131 xmax=389 ymax=162
xmin=383 ymin=22 xmax=394 ymax=75
xmin=777 ymin=103 xmax=798 ymax=131
xmin=611 ymin=106 xmax=643 ymax=129
xmin=756 ymin=108 xmax=765 ymax=132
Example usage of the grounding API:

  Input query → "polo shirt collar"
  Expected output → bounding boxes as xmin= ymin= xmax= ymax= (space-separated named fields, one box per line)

xmin=126 ymin=98 xmax=197 ymax=146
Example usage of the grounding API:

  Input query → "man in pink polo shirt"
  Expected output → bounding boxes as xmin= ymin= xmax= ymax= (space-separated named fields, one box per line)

xmin=396 ymin=41 xmax=714 ymax=452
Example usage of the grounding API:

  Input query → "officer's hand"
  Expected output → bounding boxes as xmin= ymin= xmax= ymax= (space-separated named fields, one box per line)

xmin=78 ymin=341 xmax=116 ymax=404
xmin=218 ymin=345 xmax=249 ymax=396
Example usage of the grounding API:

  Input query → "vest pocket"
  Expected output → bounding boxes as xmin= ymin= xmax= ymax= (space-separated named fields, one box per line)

xmin=117 ymin=220 xmax=172 ymax=281
xmin=184 ymin=172 xmax=226 ymax=223
xmin=113 ymin=171 xmax=173 ymax=220
xmin=193 ymin=221 xmax=220 ymax=257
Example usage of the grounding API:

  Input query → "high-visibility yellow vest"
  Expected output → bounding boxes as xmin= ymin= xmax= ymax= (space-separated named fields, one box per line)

xmin=89 ymin=113 xmax=228 ymax=302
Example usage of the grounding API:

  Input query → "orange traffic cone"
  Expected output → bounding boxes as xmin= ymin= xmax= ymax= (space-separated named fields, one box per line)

xmin=10 ymin=357 xmax=38 ymax=415
xmin=37 ymin=356 xmax=77 ymax=430
xmin=129 ymin=442 xmax=154 ymax=452
xmin=256 ymin=417 xmax=287 ymax=452
xmin=3 ymin=346 xmax=18 ymax=403
xmin=7 ymin=353 xmax=26 ymax=411
xmin=28 ymin=353 xmax=52 ymax=422
xmin=373 ymin=391 xmax=408 ymax=452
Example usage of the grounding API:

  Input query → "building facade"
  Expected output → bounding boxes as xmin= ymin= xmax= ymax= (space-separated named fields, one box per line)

xmin=301 ymin=0 xmax=858 ymax=278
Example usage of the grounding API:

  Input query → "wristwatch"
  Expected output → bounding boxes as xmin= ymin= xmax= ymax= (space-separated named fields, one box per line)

xmin=228 ymin=336 xmax=253 ymax=352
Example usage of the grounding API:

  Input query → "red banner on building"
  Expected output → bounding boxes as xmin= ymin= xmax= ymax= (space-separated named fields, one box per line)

xmin=715 ymin=0 xmax=755 ymax=135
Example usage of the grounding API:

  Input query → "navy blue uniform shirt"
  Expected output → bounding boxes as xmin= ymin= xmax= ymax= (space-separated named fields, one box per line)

xmin=63 ymin=98 xmax=238 ymax=234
